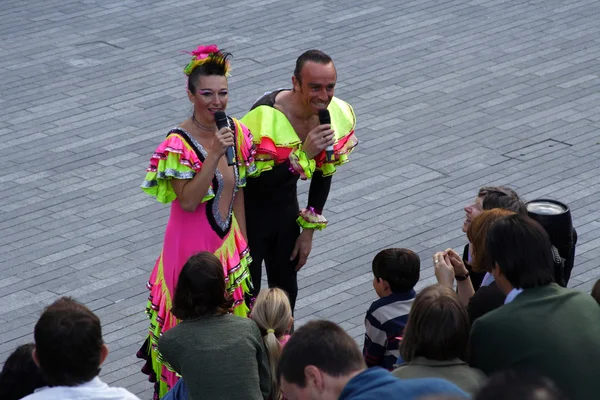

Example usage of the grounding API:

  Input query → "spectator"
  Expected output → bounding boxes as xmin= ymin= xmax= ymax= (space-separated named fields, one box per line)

xmin=475 ymin=370 xmax=569 ymax=400
xmin=435 ymin=209 xmax=515 ymax=323
xmin=158 ymin=252 xmax=271 ymax=400
xmin=363 ymin=248 xmax=420 ymax=370
xmin=393 ymin=285 xmax=486 ymax=395
xmin=250 ymin=288 xmax=294 ymax=400
xmin=461 ymin=186 xmax=526 ymax=290
xmin=277 ymin=320 xmax=468 ymax=400
xmin=0 ymin=343 xmax=46 ymax=400
xmin=23 ymin=297 xmax=140 ymax=400
xmin=469 ymin=214 xmax=600 ymax=400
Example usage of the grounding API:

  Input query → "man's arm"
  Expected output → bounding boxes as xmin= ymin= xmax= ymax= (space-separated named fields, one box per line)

xmin=291 ymin=171 xmax=332 ymax=271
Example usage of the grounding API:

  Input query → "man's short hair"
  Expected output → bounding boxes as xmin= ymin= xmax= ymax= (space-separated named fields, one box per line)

xmin=34 ymin=297 xmax=103 ymax=386
xmin=400 ymin=285 xmax=470 ymax=362
xmin=293 ymin=50 xmax=333 ymax=83
xmin=277 ymin=320 xmax=365 ymax=386
xmin=486 ymin=214 xmax=555 ymax=289
xmin=478 ymin=186 xmax=527 ymax=215
xmin=372 ymin=248 xmax=420 ymax=293
xmin=475 ymin=370 xmax=568 ymax=400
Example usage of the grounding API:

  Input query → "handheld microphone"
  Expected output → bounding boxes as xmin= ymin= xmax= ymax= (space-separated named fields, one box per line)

xmin=318 ymin=109 xmax=334 ymax=162
xmin=214 ymin=111 xmax=236 ymax=166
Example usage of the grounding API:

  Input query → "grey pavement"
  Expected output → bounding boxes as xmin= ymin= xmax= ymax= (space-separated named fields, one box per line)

xmin=2 ymin=0 xmax=600 ymax=398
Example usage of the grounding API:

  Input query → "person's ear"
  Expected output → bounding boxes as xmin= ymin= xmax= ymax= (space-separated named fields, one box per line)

xmin=187 ymin=89 xmax=195 ymax=104
xmin=381 ymin=279 xmax=391 ymax=291
xmin=287 ymin=317 xmax=294 ymax=333
xmin=99 ymin=344 xmax=109 ymax=366
xmin=32 ymin=346 xmax=40 ymax=367
xmin=304 ymin=365 xmax=325 ymax=391
xmin=292 ymin=75 xmax=300 ymax=91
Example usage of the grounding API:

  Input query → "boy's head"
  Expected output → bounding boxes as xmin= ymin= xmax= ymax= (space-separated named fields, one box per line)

xmin=372 ymin=248 xmax=420 ymax=297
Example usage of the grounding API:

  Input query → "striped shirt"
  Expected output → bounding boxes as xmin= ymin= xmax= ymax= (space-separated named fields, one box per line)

xmin=363 ymin=290 xmax=415 ymax=370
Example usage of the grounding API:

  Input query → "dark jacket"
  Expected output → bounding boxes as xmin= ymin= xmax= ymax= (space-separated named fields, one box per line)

xmin=467 ymin=281 xmax=505 ymax=324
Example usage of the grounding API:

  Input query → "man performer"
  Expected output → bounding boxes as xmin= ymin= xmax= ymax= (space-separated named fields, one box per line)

xmin=241 ymin=50 xmax=357 ymax=312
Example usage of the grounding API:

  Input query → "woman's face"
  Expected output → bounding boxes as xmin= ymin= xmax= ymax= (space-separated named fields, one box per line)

xmin=188 ymin=75 xmax=228 ymax=123
xmin=463 ymin=196 xmax=484 ymax=233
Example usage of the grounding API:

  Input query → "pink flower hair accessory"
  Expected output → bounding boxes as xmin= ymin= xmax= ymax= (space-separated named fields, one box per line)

xmin=183 ymin=44 xmax=230 ymax=77
xmin=187 ymin=44 xmax=220 ymax=60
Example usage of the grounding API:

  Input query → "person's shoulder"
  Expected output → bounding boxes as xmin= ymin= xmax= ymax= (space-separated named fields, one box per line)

xmin=367 ymin=296 xmax=387 ymax=315
xmin=100 ymin=386 xmax=142 ymax=400
xmin=248 ymin=89 xmax=286 ymax=110
xmin=331 ymin=96 xmax=353 ymax=108
xmin=223 ymin=314 xmax=259 ymax=329
xmin=471 ymin=283 xmax=505 ymax=306
xmin=398 ymin=377 xmax=468 ymax=397
xmin=21 ymin=388 xmax=49 ymax=400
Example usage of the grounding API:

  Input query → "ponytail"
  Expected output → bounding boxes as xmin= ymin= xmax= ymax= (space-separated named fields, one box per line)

xmin=251 ymin=289 xmax=292 ymax=400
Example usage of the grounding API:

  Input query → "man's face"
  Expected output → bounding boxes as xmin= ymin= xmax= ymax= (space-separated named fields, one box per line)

xmin=463 ymin=196 xmax=484 ymax=233
xmin=293 ymin=61 xmax=337 ymax=115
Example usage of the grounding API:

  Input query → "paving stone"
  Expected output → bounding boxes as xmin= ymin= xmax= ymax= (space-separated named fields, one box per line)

xmin=3 ymin=0 xmax=600 ymax=393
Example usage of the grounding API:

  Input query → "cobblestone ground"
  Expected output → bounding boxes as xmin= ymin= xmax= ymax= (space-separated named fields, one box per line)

xmin=2 ymin=0 xmax=600 ymax=397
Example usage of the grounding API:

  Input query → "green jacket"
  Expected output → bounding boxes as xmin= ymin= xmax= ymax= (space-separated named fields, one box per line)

xmin=469 ymin=284 xmax=600 ymax=400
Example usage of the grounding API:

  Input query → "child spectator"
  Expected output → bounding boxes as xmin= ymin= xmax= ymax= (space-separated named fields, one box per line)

xmin=363 ymin=248 xmax=420 ymax=370
xmin=250 ymin=288 xmax=294 ymax=400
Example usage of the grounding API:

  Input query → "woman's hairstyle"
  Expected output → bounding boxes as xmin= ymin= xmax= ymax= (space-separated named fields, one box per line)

xmin=467 ymin=209 xmax=516 ymax=272
xmin=0 ymin=343 xmax=46 ymax=400
xmin=171 ymin=252 xmax=232 ymax=320
xmin=251 ymin=288 xmax=292 ymax=400
xmin=183 ymin=44 xmax=232 ymax=94
xmin=400 ymin=285 xmax=470 ymax=362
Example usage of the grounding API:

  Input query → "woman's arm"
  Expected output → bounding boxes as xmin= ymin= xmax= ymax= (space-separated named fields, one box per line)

xmin=171 ymin=154 xmax=219 ymax=212
xmin=447 ymin=249 xmax=475 ymax=307
xmin=233 ymin=188 xmax=247 ymax=242
xmin=171 ymin=126 xmax=234 ymax=212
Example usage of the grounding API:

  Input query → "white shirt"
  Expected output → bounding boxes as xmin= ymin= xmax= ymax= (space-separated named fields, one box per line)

xmin=504 ymin=288 xmax=524 ymax=304
xmin=480 ymin=272 xmax=495 ymax=287
xmin=22 ymin=377 xmax=140 ymax=400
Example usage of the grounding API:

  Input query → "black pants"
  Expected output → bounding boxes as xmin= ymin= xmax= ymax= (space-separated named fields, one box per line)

xmin=246 ymin=207 xmax=300 ymax=312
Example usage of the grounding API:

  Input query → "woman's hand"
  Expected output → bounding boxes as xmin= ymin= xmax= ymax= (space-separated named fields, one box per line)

xmin=433 ymin=251 xmax=455 ymax=288
xmin=207 ymin=127 xmax=235 ymax=159
xmin=445 ymin=248 xmax=470 ymax=276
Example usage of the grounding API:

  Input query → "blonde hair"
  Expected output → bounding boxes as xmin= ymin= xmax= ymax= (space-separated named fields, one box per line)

xmin=251 ymin=288 xmax=292 ymax=400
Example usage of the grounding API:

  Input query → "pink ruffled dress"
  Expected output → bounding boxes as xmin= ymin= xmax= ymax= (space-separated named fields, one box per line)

xmin=138 ymin=118 xmax=258 ymax=399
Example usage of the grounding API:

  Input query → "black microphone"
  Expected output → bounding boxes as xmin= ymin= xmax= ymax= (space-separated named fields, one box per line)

xmin=318 ymin=109 xmax=334 ymax=162
xmin=214 ymin=111 xmax=236 ymax=166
